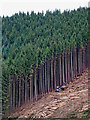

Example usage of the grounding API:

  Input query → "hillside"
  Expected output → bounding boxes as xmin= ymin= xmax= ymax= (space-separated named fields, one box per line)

xmin=2 ymin=7 xmax=88 ymax=74
xmin=2 ymin=7 xmax=88 ymax=115
xmin=9 ymin=69 xmax=89 ymax=119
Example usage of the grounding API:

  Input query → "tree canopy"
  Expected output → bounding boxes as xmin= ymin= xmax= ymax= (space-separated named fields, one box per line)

xmin=2 ymin=7 xmax=88 ymax=114
xmin=2 ymin=7 xmax=88 ymax=76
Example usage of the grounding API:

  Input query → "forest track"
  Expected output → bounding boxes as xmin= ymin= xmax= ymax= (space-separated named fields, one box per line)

xmin=10 ymin=69 xmax=89 ymax=119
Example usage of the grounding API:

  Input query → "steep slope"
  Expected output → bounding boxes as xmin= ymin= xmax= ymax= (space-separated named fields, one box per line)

xmin=2 ymin=7 xmax=88 ymax=115
xmin=9 ymin=69 xmax=89 ymax=119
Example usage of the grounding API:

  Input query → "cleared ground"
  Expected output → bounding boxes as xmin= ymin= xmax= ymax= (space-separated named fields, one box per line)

xmin=10 ymin=69 xmax=89 ymax=119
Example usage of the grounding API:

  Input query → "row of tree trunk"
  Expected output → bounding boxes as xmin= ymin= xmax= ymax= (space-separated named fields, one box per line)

xmin=9 ymin=46 xmax=88 ymax=113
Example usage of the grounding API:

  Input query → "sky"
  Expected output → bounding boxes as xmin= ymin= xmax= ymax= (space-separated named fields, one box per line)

xmin=0 ymin=0 xmax=89 ymax=17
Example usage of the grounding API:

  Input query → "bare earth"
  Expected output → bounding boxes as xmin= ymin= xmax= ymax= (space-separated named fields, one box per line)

xmin=10 ymin=69 xmax=89 ymax=119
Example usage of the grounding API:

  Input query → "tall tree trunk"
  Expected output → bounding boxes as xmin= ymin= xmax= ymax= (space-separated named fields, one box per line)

xmin=79 ymin=48 xmax=82 ymax=74
xmin=10 ymin=78 xmax=13 ymax=110
xmin=83 ymin=48 xmax=85 ymax=72
xmin=69 ymin=53 xmax=71 ymax=82
xmin=25 ymin=77 xmax=26 ymax=102
xmin=37 ymin=69 xmax=39 ymax=98
xmin=47 ymin=60 xmax=50 ymax=92
xmin=59 ymin=55 xmax=62 ymax=85
xmin=15 ymin=76 xmax=16 ymax=108
xmin=82 ymin=48 xmax=84 ymax=72
xmin=57 ymin=57 xmax=60 ymax=86
xmin=85 ymin=47 xmax=87 ymax=69
xmin=42 ymin=64 xmax=45 ymax=94
xmin=73 ymin=49 xmax=76 ymax=78
xmin=30 ymin=74 xmax=33 ymax=102
xmin=76 ymin=48 xmax=78 ymax=76
xmin=41 ymin=65 xmax=43 ymax=95
xmin=34 ymin=69 xmax=37 ymax=100
xmin=49 ymin=61 xmax=51 ymax=91
xmin=80 ymin=48 xmax=82 ymax=74
xmin=70 ymin=50 xmax=73 ymax=81
xmin=54 ymin=57 xmax=56 ymax=89
xmin=62 ymin=53 xmax=65 ymax=84
xmin=15 ymin=76 xmax=18 ymax=108
xmin=39 ymin=65 xmax=42 ymax=95
xmin=87 ymin=42 xmax=90 ymax=69
xmin=17 ymin=76 xmax=19 ymax=107
xmin=45 ymin=62 xmax=47 ymax=93
xmin=42 ymin=64 xmax=44 ymax=95
xmin=9 ymin=76 xmax=12 ymax=112
xmin=78 ymin=48 xmax=81 ymax=75
xmin=77 ymin=48 xmax=79 ymax=75
xmin=27 ymin=75 xmax=29 ymax=102
xmin=75 ymin=48 xmax=77 ymax=77
xmin=67 ymin=52 xmax=70 ymax=83
xmin=19 ymin=76 xmax=21 ymax=107
xmin=81 ymin=49 xmax=83 ymax=73
xmin=13 ymin=76 xmax=15 ymax=109
xmin=85 ymin=45 xmax=88 ymax=69
xmin=51 ymin=59 xmax=53 ymax=91
xmin=65 ymin=52 xmax=68 ymax=84
xmin=20 ymin=78 xmax=22 ymax=105
xmin=22 ymin=77 xmax=24 ymax=104
xmin=28 ymin=74 xmax=30 ymax=101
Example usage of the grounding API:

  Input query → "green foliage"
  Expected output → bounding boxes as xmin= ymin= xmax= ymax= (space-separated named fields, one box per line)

xmin=2 ymin=7 xmax=88 ymax=114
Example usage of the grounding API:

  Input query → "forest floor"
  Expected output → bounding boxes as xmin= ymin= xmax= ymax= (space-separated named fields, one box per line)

xmin=10 ymin=69 xmax=89 ymax=119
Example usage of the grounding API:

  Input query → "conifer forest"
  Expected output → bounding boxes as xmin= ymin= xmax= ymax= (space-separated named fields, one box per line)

xmin=1 ymin=7 xmax=90 ymax=118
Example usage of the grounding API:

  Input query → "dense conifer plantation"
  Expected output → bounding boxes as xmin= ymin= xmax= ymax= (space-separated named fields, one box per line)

xmin=2 ymin=7 xmax=88 ymax=114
